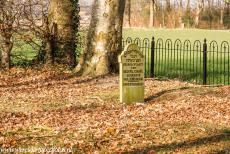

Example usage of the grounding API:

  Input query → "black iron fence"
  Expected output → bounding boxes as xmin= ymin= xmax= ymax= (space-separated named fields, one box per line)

xmin=122 ymin=37 xmax=230 ymax=85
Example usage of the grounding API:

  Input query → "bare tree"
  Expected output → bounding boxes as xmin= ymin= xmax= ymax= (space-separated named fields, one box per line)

xmin=20 ymin=0 xmax=55 ymax=65
xmin=0 ymin=0 xmax=21 ymax=69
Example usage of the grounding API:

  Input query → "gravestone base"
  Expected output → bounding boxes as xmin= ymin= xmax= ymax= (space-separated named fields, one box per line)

xmin=120 ymin=86 xmax=144 ymax=104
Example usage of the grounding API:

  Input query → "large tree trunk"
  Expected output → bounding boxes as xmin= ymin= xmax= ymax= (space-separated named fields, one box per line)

xmin=149 ymin=0 xmax=157 ymax=27
xmin=48 ymin=0 xmax=77 ymax=68
xmin=76 ymin=0 xmax=126 ymax=76
xmin=0 ymin=0 xmax=14 ymax=69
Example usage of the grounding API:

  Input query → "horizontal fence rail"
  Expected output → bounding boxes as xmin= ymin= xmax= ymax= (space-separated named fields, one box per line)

xmin=122 ymin=37 xmax=230 ymax=85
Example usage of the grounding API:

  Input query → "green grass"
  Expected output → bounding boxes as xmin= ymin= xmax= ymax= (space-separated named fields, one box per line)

xmin=123 ymin=28 xmax=230 ymax=85
xmin=9 ymin=32 xmax=85 ymax=66
xmin=123 ymin=28 xmax=230 ymax=43
xmin=146 ymin=50 xmax=230 ymax=85
xmin=11 ymin=35 xmax=41 ymax=66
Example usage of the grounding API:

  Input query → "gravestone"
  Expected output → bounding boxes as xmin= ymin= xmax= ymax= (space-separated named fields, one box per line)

xmin=118 ymin=43 xmax=145 ymax=104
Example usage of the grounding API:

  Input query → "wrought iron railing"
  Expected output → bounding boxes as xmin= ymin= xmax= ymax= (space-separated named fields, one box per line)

xmin=122 ymin=37 xmax=230 ymax=85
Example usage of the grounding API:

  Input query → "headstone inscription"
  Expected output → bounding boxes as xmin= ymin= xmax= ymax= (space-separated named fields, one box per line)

xmin=118 ymin=43 xmax=145 ymax=104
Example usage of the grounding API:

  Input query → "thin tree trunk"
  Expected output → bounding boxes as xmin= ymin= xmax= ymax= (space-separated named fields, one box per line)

xmin=186 ymin=0 xmax=191 ymax=28
xmin=195 ymin=0 xmax=204 ymax=28
xmin=220 ymin=1 xmax=224 ymax=27
xmin=149 ymin=0 xmax=157 ymax=27
xmin=186 ymin=0 xmax=191 ymax=12
xmin=161 ymin=1 xmax=165 ymax=27
xmin=207 ymin=0 xmax=214 ymax=29
xmin=220 ymin=8 xmax=224 ymax=27
xmin=228 ymin=2 xmax=230 ymax=29
xmin=76 ymin=0 xmax=126 ymax=76
xmin=178 ymin=0 xmax=183 ymax=28
xmin=126 ymin=0 xmax=131 ymax=27
xmin=165 ymin=0 xmax=171 ymax=27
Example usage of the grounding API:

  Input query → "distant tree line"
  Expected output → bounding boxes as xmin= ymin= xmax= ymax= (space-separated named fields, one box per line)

xmin=124 ymin=0 xmax=230 ymax=29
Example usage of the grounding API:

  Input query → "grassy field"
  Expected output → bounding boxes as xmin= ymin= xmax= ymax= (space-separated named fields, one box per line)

xmin=123 ymin=28 xmax=230 ymax=85
xmin=123 ymin=28 xmax=230 ymax=44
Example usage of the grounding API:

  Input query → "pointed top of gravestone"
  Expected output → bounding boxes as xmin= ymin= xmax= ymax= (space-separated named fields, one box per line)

xmin=119 ymin=44 xmax=143 ymax=63
xmin=124 ymin=43 xmax=139 ymax=52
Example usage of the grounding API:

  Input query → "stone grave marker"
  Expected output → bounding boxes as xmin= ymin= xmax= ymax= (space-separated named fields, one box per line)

xmin=118 ymin=43 xmax=144 ymax=104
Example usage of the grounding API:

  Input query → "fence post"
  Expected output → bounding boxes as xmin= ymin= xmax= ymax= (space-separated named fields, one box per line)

xmin=150 ymin=37 xmax=155 ymax=78
xmin=203 ymin=39 xmax=207 ymax=85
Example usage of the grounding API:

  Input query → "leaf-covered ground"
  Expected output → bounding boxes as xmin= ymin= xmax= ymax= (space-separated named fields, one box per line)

xmin=0 ymin=68 xmax=230 ymax=153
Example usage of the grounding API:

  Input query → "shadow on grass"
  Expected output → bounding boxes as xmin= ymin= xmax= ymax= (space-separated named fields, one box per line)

xmin=145 ymin=87 xmax=192 ymax=102
xmin=123 ymin=131 xmax=230 ymax=154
